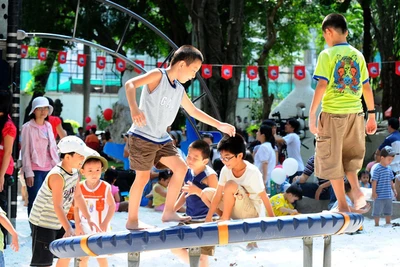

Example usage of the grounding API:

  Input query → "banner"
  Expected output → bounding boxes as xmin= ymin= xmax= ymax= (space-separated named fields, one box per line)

xmin=21 ymin=45 xmax=28 ymax=58
xmin=221 ymin=65 xmax=233 ymax=80
xmin=157 ymin=62 xmax=168 ymax=68
xmin=395 ymin=61 xmax=400 ymax=76
xmin=268 ymin=66 xmax=279 ymax=80
xmin=134 ymin=59 xmax=144 ymax=74
xmin=246 ymin=66 xmax=258 ymax=80
xmin=38 ymin=47 xmax=47 ymax=61
xmin=201 ymin=64 xmax=212 ymax=79
xmin=96 ymin=56 xmax=106 ymax=70
xmin=58 ymin=51 xmax=67 ymax=64
xmin=77 ymin=54 xmax=87 ymax=67
xmin=294 ymin=65 xmax=305 ymax=80
xmin=116 ymin=58 xmax=126 ymax=72
xmin=368 ymin=62 xmax=379 ymax=78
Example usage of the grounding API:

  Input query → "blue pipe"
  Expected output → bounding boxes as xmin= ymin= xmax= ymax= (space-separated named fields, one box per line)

xmin=50 ymin=212 xmax=363 ymax=259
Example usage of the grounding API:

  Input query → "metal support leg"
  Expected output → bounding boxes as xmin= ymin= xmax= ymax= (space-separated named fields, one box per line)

xmin=303 ymin=236 xmax=313 ymax=267
xmin=128 ymin=252 xmax=141 ymax=267
xmin=323 ymin=235 xmax=332 ymax=267
xmin=73 ymin=258 xmax=80 ymax=267
xmin=188 ymin=247 xmax=201 ymax=267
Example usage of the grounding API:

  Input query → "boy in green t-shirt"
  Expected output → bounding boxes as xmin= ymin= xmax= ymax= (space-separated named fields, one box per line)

xmin=309 ymin=13 xmax=377 ymax=213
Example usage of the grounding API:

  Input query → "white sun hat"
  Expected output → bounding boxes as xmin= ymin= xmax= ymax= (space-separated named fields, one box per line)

xmin=57 ymin=136 xmax=93 ymax=157
xmin=28 ymin=96 xmax=54 ymax=116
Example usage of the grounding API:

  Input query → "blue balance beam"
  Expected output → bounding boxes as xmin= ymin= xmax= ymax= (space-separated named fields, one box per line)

xmin=50 ymin=212 xmax=363 ymax=259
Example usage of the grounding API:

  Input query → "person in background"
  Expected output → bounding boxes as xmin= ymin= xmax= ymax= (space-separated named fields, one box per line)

xmin=371 ymin=146 xmax=397 ymax=226
xmin=151 ymin=170 xmax=172 ymax=212
xmin=202 ymin=133 xmax=220 ymax=167
xmin=0 ymin=91 xmax=17 ymax=245
xmin=76 ymin=127 xmax=85 ymax=141
xmin=358 ymin=170 xmax=371 ymax=188
xmin=46 ymin=97 xmax=67 ymax=140
xmin=21 ymin=97 xmax=59 ymax=216
xmin=270 ymin=185 xmax=303 ymax=216
xmin=104 ymin=168 xmax=129 ymax=212
xmin=85 ymin=126 xmax=100 ymax=151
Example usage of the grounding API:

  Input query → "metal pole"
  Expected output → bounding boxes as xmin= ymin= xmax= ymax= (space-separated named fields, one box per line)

xmin=303 ymin=236 xmax=313 ymax=267
xmin=323 ymin=235 xmax=332 ymax=267
xmin=188 ymin=247 xmax=201 ymax=267
xmin=127 ymin=252 xmax=140 ymax=267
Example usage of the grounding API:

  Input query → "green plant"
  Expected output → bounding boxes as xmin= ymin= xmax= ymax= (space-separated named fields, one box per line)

xmin=64 ymin=119 xmax=80 ymax=132
xmin=97 ymin=105 xmax=112 ymax=130
xmin=245 ymin=87 xmax=263 ymax=121
xmin=246 ymin=123 xmax=260 ymax=135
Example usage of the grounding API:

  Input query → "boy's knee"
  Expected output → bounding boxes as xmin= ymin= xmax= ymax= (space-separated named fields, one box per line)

xmin=224 ymin=180 xmax=239 ymax=192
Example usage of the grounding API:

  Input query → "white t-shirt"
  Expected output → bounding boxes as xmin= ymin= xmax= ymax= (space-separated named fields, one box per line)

xmin=283 ymin=133 xmax=304 ymax=172
xmin=254 ymin=142 xmax=276 ymax=187
xmin=219 ymin=161 xmax=265 ymax=216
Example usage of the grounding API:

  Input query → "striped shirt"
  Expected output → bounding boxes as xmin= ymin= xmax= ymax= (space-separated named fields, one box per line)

xmin=372 ymin=164 xmax=394 ymax=200
xmin=29 ymin=163 xmax=79 ymax=230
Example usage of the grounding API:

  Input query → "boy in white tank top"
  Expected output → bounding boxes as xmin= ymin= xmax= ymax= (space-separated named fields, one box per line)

xmin=125 ymin=45 xmax=236 ymax=229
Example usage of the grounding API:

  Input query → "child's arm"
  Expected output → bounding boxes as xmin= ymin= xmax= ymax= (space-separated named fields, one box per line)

xmin=259 ymin=191 xmax=275 ymax=217
xmin=154 ymin=184 xmax=167 ymax=198
xmin=74 ymin=180 xmax=101 ymax=232
xmin=204 ymin=174 xmax=218 ymax=189
xmin=315 ymin=181 xmax=331 ymax=200
xmin=125 ymin=69 xmax=163 ymax=127
xmin=309 ymin=79 xmax=328 ymax=135
xmin=261 ymin=161 xmax=269 ymax=185
xmin=278 ymin=207 xmax=298 ymax=215
xmin=362 ymin=82 xmax=377 ymax=135
xmin=73 ymin=204 xmax=84 ymax=236
xmin=100 ymin=186 xmax=116 ymax=232
xmin=181 ymin=93 xmax=235 ymax=136
xmin=174 ymin=192 xmax=187 ymax=212
xmin=205 ymin=185 xmax=224 ymax=222
xmin=0 ymin=213 xmax=18 ymax=251
xmin=371 ymin=180 xmax=377 ymax=199
xmin=48 ymin=174 xmax=75 ymax=237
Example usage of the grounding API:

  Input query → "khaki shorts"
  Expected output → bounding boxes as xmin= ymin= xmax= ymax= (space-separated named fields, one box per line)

xmin=315 ymin=112 xmax=365 ymax=180
xmin=128 ymin=135 xmax=179 ymax=171
xmin=202 ymin=186 xmax=258 ymax=219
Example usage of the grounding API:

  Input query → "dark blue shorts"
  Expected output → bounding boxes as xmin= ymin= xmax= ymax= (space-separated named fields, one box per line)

xmin=372 ymin=198 xmax=393 ymax=217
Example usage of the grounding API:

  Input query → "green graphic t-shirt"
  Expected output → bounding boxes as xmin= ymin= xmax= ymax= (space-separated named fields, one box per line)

xmin=313 ymin=43 xmax=369 ymax=114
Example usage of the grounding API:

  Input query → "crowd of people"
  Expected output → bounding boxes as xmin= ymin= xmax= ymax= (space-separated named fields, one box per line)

xmin=0 ymin=13 xmax=399 ymax=267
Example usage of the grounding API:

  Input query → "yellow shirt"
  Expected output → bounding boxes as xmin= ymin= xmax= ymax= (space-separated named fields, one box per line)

xmin=152 ymin=183 xmax=167 ymax=207
xmin=313 ymin=43 xmax=369 ymax=114
xmin=270 ymin=193 xmax=294 ymax=216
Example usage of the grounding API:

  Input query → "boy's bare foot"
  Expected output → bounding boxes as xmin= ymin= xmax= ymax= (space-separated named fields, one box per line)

xmin=126 ymin=220 xmax=155 ymax=230
xmin=353 ymin=190 xmax=367 ymax=210
xmin=161 ymin=212 xmax=191 ymax=223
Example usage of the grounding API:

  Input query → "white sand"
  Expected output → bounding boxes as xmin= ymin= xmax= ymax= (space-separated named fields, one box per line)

xmin=4 ymin=198 xmax=399 ymax=267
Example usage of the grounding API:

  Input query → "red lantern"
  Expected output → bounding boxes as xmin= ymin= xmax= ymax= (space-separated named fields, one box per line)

xmin=103 ymin=108 xmax=113 ymax=121
xmin=85 ymin=116 xmax=91 ymax=123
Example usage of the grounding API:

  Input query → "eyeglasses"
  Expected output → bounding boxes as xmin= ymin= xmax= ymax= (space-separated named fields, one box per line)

xmin=36 ymin=107 xmax=49 ymax=111
xmin=220 ymin=155 xmax=236 ymax=162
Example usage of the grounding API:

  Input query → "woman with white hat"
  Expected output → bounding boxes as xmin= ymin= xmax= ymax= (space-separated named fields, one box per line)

xmin=21 ymin=96 xmax=59 ymax=216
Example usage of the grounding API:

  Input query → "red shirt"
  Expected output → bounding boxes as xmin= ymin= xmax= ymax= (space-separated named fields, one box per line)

xmin=0 ymin=119 xmax=17 ymax=175
xmin=48 ymin=115 xmax=61 ymax=139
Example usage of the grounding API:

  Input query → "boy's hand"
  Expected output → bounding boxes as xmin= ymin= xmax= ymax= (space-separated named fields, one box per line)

xmin=366 ymin=117 xmax=377 ymax=135
xmin=75 ymin=223 xmax=85 ymax=236
xmin=182 ymin=181 xmax=200 ymax=196
xmin=99 ymin=222 xmax=108 ymax=232
xmin=372 ymin=192 xmax=377 ymax=200
xmin=26 ymin=177 xmax=34 ymax=187
xmin=309 ymin=115 xmax=318 ymax=135
xmin=87 ymin=219 xmax=102 ymax=233
xmin=130 ymin=106 xmax=146 ymax=127
xmin=205 ymin=214 xmax=213 ymax=223
xmin=11 ymin=233 xmax=19 ymax=252
xmin=394 ymin=189 xmax=397 ymax=198
xmin=218 ymin=123 xmax=236 ymax=137
xmin=63 ymin=227 xmax=75 ymax=238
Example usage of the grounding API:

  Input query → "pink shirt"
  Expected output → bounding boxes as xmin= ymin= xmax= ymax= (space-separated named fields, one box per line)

xmin=0 ymin=119 xmax=17 ymax=175
xmin=21 ymin=120 xmax=59 ymax=177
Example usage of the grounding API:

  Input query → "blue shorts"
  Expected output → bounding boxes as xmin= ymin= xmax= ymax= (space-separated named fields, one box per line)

xmin=372 ymin=198 xmax=393 ymax=217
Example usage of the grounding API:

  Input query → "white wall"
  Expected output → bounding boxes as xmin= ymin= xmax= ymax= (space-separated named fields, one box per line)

xmin=20 ymin=92 xmax=119 ymax=127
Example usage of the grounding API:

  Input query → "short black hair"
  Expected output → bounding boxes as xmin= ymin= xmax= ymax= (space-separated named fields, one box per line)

xmin=244 ymin=150 xmax=254 ymax=164
xmin=104 ymin=168 xmax=119 ymax=184
xmin=322 ymin=13 xmax=348 ymax=34
xmin=388 ymin=117 xmax=399 ymax=130
xmin=261 ymin=119 xmax=276 ymax=127
xmin=201 ymin=133 xmax=214 ymax=142
xmin=286 ymin=185 xmax=303 ymax=200
xmin=60 ymin=152 xmax=75 ymax=159
xmin=159 ymin=170 xmax=173 ymax=181
xmin=189 ymin=140 xmax=211 ymax=160
xmin=287 ymin=118 xmax=300 ymax=133
xmin=217 ymin=134 xmax=246 ymax=157
xmin=82 ymin=158 xmax=103 ymax=169
xmin=170 ymin=45 xmax=203 ymax=67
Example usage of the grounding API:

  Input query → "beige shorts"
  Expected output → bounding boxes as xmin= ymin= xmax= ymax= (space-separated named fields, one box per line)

xmin=315 ymin=112 xmax=365 ymax=180
xmin=128 ymin=135 xmax=179 ymax=171
xmin=202 ymin=186 xmax=258 ymax=219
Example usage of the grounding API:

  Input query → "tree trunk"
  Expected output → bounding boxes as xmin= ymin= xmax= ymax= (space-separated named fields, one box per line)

xmin=34 ymin=51 xmax=57 ymax=93
xmin=375 ymin=1 xmax=400 ymax=117
xmin=184 ymin=0 xmax=244 ymax=127
xmin=257 ymin=0 xmax=283 ymax=120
